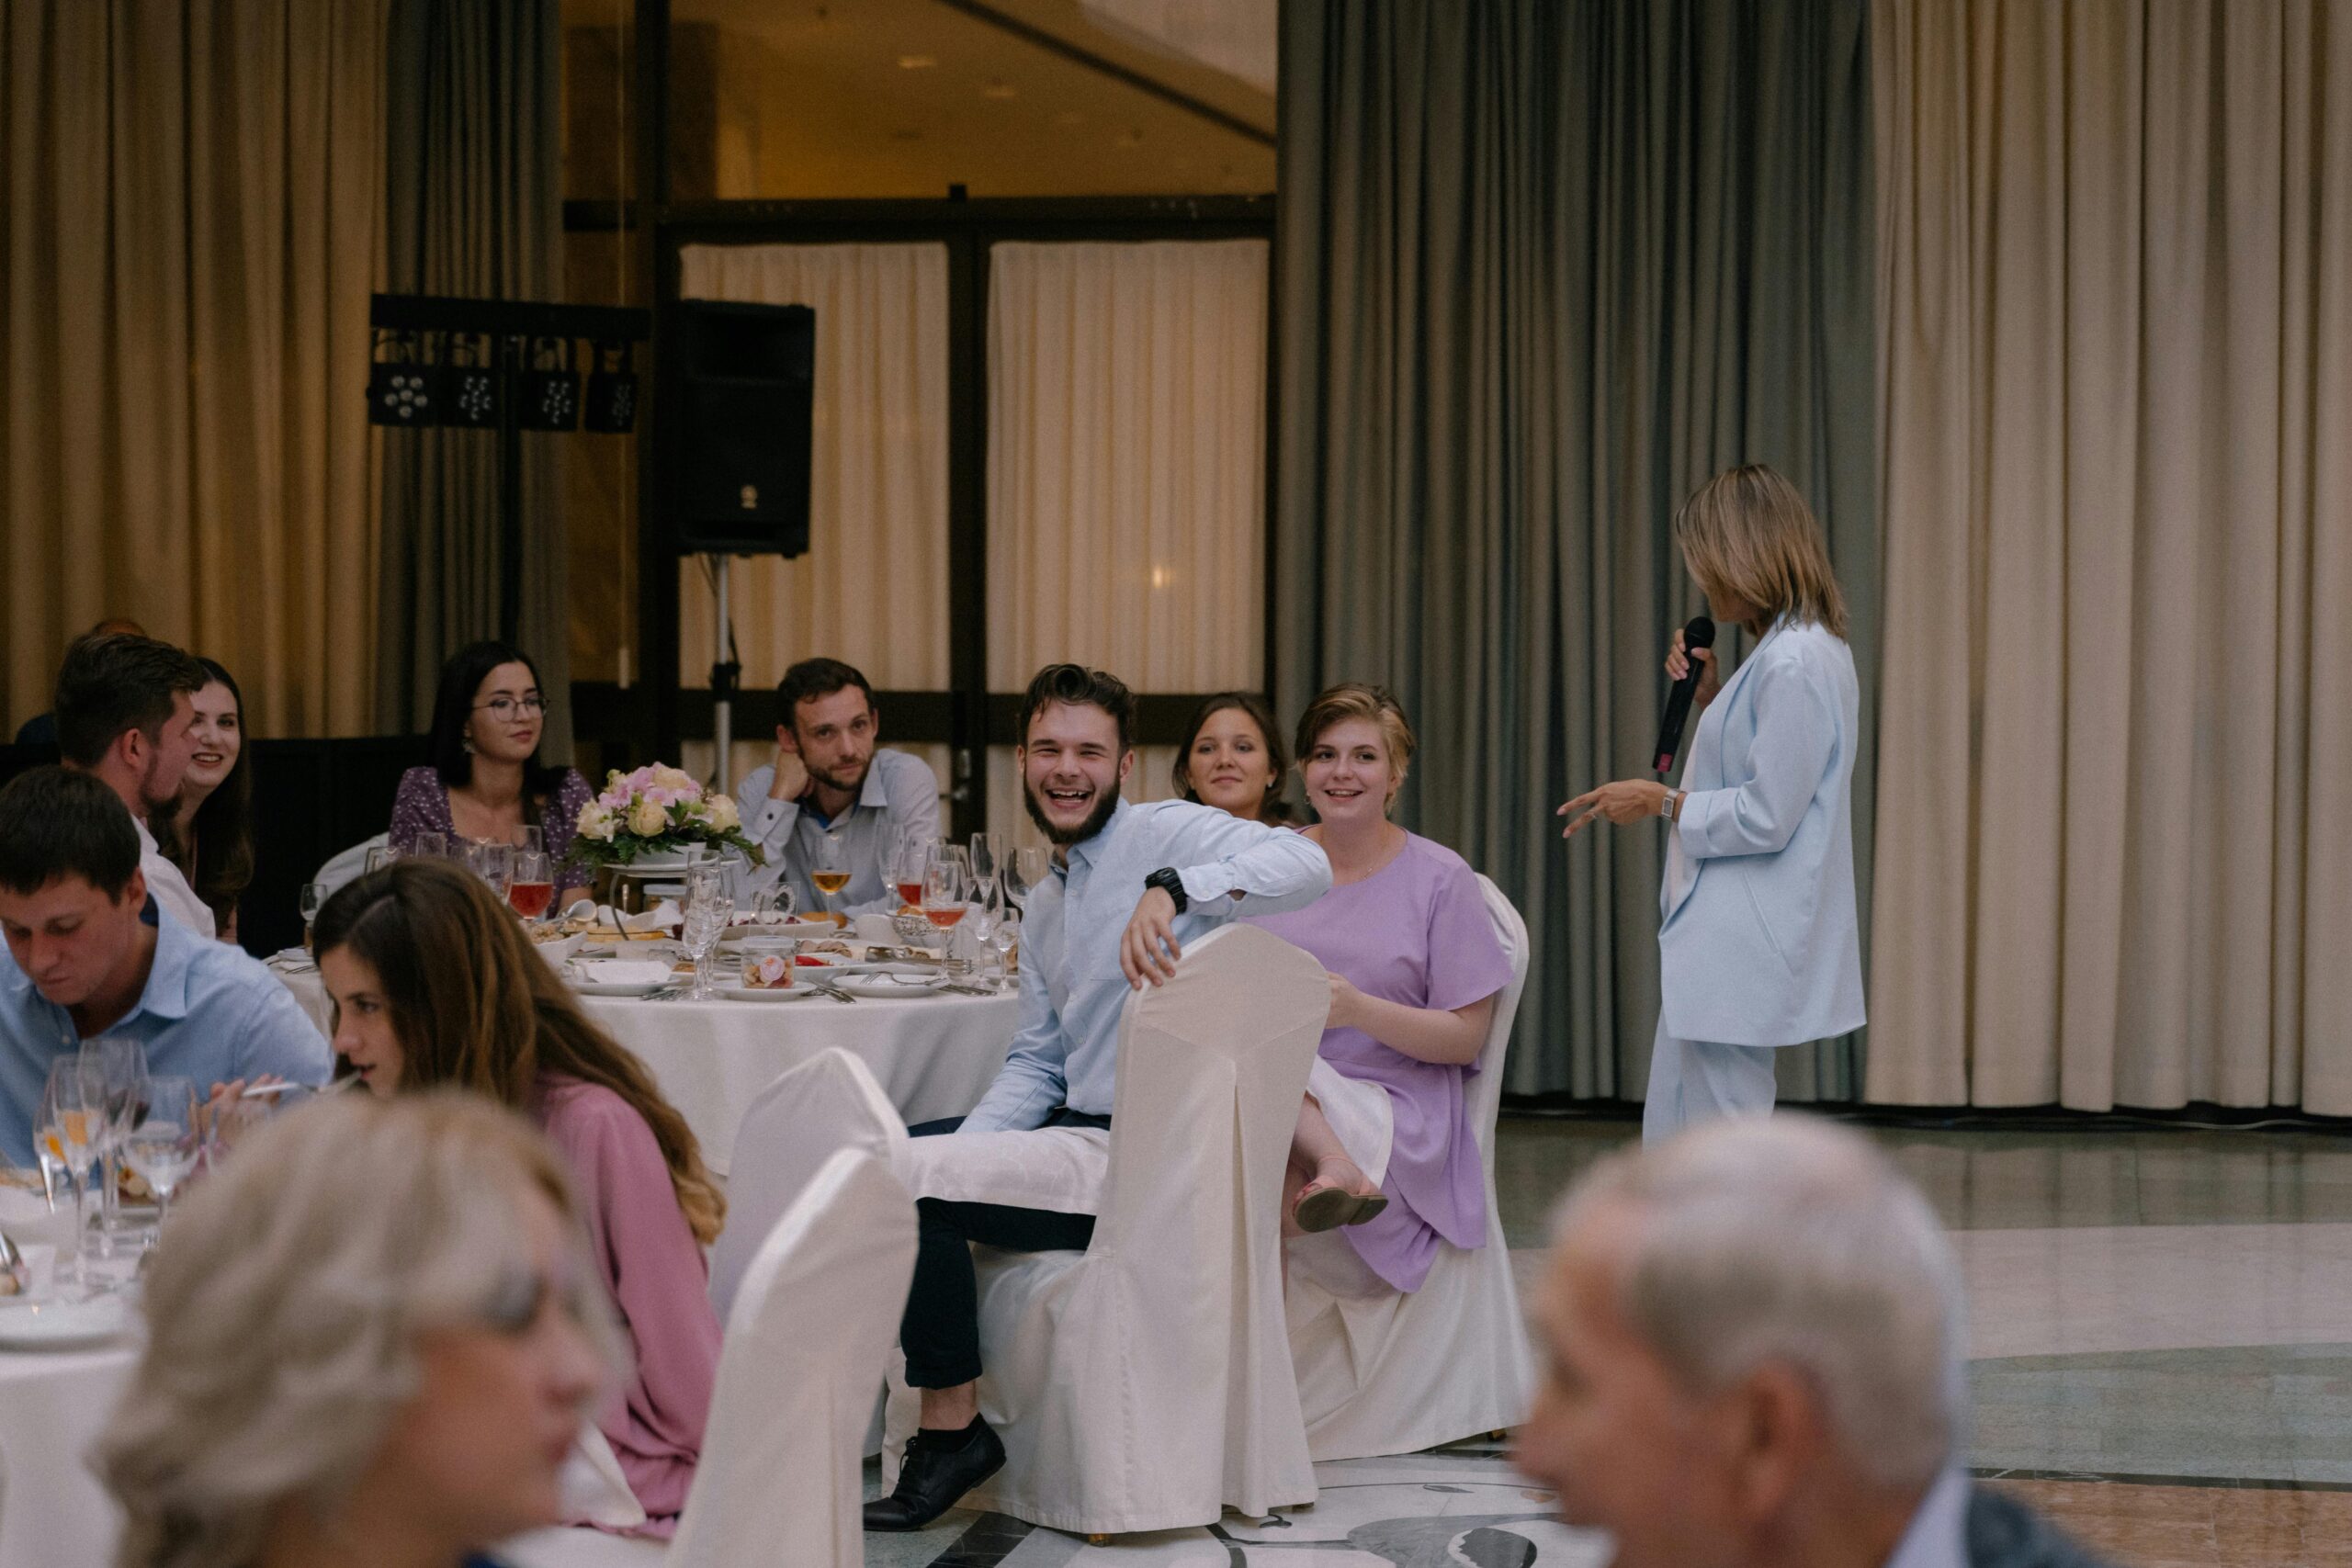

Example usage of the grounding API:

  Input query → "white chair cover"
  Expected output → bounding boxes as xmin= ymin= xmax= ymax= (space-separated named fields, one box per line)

xmin=1282 ymin=874 xmax=1539 ymax=1461
xmin=312 ymin=832 xmax=387 ymax=901
xmin=921 ymin=923 xmax=1329 ymax=1536
xmin=707 ymin=1047 xmax=908 ymax=1321
xmin=502 ymin=1149 xmax=918 ymax=1568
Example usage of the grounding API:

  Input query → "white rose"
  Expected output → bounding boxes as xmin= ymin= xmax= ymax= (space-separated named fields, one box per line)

xmin=703 ymin=793 xmax=741 ymax=831
xmin=628 ymin=797 xmax=670 ymax=838
xmin=576 ymin=802 xmax=616 ymax=842
xmin=651 ymin=764 xmax=696 ymax=795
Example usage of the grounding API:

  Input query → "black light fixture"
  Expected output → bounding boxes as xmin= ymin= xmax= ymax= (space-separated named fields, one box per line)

xmin=515 ymin=336 xmax=581 ymax=431
xmin=366 ymin=330 xmax=437 ymax=426
xmin=583 ymin=341 xmax=638 ymax=433
xmin=437 ymin=332 xmax=503 ymax=428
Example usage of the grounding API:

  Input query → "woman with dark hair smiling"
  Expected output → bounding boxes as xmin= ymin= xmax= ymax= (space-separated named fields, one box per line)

xmin=164 ymin=657 xmax=254 ymax=942
xmin=1171 ymin=691 xmax=1295 ymax=825
xmin=390 ymin=641 xmax=592 ymax=890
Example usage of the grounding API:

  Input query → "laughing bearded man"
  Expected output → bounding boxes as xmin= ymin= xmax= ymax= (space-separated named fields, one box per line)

xmin=864 ymin=662 xmax=1333 ymax=1532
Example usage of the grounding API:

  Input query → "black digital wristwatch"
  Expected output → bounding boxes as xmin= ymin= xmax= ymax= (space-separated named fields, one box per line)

xmin=1144 ymin=866 xmax=1189 ymax=914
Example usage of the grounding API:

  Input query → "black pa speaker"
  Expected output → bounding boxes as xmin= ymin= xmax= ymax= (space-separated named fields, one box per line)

xmin=666 ymin=300 xmax=814 ymax=555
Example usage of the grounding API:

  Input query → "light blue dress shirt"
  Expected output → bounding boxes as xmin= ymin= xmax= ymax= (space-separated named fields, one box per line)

xmin=959 ymin=798 xmax=1332 ymax=1134
xmin=0 ymin=902 xmax=332 ymax=1166
xmin=1883 ymin=1468 xmax=1969 ymax=1568
xmin=732 ymin=748 xmax=943 ymax=918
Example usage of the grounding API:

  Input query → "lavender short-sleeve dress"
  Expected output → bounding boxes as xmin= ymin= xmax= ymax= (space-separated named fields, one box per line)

xmin=1246 ymin=832 xmax=1511 ymax=1292
xmin=389 ymin=765 xmax=594 ymax=867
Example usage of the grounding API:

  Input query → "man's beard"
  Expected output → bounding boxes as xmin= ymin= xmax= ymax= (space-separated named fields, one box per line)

xmin=1023 ymin=777 xmax=1120 ymax=847
xmin=808 ymin=754 xmax=871 ymax=797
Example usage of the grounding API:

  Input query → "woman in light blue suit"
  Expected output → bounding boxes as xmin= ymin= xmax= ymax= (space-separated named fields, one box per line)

xmin=1560 ymin=465 xmax=1863 ymax=1142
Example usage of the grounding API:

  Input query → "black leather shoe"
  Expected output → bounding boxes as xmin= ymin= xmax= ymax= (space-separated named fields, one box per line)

xmin=863 ymin=1418 xmax=1007 ymax=1532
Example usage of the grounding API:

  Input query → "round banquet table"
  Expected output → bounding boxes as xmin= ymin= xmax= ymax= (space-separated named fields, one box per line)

xmin=273 ymin=969 xmax=1020 ymax=1176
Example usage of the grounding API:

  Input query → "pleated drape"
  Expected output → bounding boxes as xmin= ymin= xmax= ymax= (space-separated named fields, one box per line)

xmin=1869 ymin=0 xmax=2352 ymax=1111
xmin=0 ymin=0 xmax=385 ymax=737
xmin=373 ymin=0 xmax=569 ymax=753
xmin=1276 ymin=0 xmax=1878 ymax=1100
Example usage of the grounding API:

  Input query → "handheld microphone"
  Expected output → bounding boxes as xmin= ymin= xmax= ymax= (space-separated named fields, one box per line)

xmin=1652 ymin=616 xmax=1716 ymax=775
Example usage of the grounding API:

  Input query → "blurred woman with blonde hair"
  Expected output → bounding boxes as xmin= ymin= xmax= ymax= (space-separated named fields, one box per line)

xmin=97 ymin=1090 xmax=616 ymax=1568
xmin=312 ymin=859 xmax=723 ymax=1534
xmin=1559 ymin=464 xmax=1863 ymax=1140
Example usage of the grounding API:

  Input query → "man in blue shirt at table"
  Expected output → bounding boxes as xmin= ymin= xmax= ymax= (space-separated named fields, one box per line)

xmin=866 ymin=663 xmax=1332 ymax=1531
xmin=0 ymin=767 xmax=329 ymax=1168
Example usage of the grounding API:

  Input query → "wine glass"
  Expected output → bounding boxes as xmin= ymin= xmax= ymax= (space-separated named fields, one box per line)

xmin=968 ymin=874 xmax=1006 ymax=986
xmin=120 ymin=1076 xmax=203 ymax=1244
xmin=889 ymin=837 xmax=930 ymax=913
xmin=413 ymin=831 xmax=447 ymax=860
xmin=300 ymin=881 xmax=327 ymax=953
xmin=84 ymin=1037 xmax=148 ymax=1250
xmin=1006 ymin=845 xmax=1051 ymax=915
xmin=508 ymin=850 xmax=556 ymax=923
xmin=467 ymin=840 xmax=515 ymax=897
xmin=364 ymin=842 xmax=401 ymax=874
xmin=38 ymin=1057 xmax=105 ymax=1296
xmin=922 ymin=857 xmax=969 ymax=950
xmin=680 ymin=869 xmax=733 ymax=1000
xmin=989 ymin=914 xmax=1021 ymax=983
xmin=968 ymin=832 xmax=1004 ymax=899
xmin=518 ymin=824 xmax=545 ymax=855
xmin=810 ymin=829 xmax=851 ymax=923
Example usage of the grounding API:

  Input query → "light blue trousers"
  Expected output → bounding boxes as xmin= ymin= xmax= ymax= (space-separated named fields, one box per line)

xmin=1642 ymin=1017 xmax=1779 ymax=1144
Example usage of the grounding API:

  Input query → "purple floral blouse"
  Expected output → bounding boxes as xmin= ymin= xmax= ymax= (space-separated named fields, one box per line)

xmin=389 ymin=765 xmax=594 ymax=871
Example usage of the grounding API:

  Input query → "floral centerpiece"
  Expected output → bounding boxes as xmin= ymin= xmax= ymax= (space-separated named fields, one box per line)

xmin=567 ymin=764 xmax=763 ymax=873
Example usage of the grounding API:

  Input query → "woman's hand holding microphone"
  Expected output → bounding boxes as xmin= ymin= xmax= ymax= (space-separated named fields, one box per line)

xmin=1558 ymin=626 xmax=1715 ymax=838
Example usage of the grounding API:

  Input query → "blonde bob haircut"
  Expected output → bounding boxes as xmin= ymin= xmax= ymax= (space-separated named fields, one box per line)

xmin=1295 ymin=682 xmax=1418 ymax=814
xmin=1673 ymin=464 xmax=1849 ymax=640
xmin=96 ymin=1092 xmax=622 ymax=1568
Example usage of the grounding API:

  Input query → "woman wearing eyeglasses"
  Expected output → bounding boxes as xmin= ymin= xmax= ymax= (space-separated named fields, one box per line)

xmin=390 ymin=640 xmax=594 ymax=886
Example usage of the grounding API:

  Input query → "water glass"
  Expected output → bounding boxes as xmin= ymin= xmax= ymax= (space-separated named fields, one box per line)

xmin=364 ymin=843 xmax=401 ymax=874
xmin=466 ymin=840 xmax=515 ymax=897
xmin=968 ymin=832 xmax=1004 ymax=896
xmin=120 ymin=1076 xmax=203 ymax=1243
xmin=990 ymin=915 xmax=1021 ymax=981
xmin=38 ymin=1057 xmax=105 ymax=1296
xmin=300 ymin=881 xmax=327 ymax=953
xmin=1006 ymin=845 xmax=1051 ymax=913
xmin=83 ymin=1037 xmax=149 ymax=1247
xmin=413 ymin=831 xmax=447 ymax=860
xmin=681 ymin=872 xmax=733 ymax=999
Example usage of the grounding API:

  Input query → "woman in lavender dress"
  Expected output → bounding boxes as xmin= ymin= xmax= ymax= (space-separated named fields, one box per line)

xmin=1247 ymin=685 xmax=1512 ymax=1294
xmin=390 ymin=641 xmax=593 ymax=896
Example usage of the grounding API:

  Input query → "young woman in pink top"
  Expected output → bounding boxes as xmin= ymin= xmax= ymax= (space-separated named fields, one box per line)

xmin=314 ymin=859 xmax=725 ymax=1537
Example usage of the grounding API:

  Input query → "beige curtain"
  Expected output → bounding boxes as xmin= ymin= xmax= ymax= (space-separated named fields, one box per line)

xmin=673 ymin=243 xmax=952 ymax=791
xmin=984 ymin=239 xmax=1270 ymax=846
xmin=1 ymin=0 xmax=385 ymax=737
xmin=1869 ymin=0 xmax=2352 ymax=1110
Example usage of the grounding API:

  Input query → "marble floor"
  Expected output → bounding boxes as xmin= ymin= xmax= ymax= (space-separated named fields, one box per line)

xmin=867 ymin=1115 xmax=2352 ymax=1566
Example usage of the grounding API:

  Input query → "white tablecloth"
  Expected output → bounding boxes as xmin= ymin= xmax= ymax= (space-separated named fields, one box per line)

xmin=0 ymin=1189 xmax=136 ymax=1568
xmin=275 ymin=971 xmax=1019 ymax=1176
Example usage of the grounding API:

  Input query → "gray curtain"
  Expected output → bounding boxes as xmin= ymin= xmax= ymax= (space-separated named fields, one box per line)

xmin=374 ymin=0 xmax=571 ymax=757
xmin=1275 ymin=0 xmax=1876 ymax=1100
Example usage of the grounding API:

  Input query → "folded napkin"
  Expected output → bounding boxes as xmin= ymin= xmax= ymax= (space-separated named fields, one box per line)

xmin=571 ymin=959 xmax=674 ymax=987
xmin=561 ymin=898 xmax=681 ymax=934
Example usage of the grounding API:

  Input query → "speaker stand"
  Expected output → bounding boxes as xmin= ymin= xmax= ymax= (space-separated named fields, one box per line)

xmin=707 ymin=554 xmax=741 ymax=795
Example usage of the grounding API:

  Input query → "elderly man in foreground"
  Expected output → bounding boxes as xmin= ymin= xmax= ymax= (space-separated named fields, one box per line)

xmin=1516 ymin=1117 xmax=2109 ymax=1568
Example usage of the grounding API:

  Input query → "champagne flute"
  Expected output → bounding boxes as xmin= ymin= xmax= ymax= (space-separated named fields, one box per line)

xmin=968 ymin=874 xmax=1005 ymax=985
xmin=810 ymin=830 xmax=852 ymax=923
xmin=120 ymin=1076 xmax=202 ymax=1244
xmin=300 ymin=881 xmax=327 ymax=953
xmin=508 ymin=850 xmax=556 ymax=922
xmin=38 ymin=1058 xmax=105 ymax=1296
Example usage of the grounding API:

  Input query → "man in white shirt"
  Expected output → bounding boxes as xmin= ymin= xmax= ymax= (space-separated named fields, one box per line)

xmin=1516 ymin=1117 xmax=2108 ymax=1568
xmin=732 ymin=658 xmax=940 ymax=920
xmin=53 ymin=632 xmax=216 ymax=940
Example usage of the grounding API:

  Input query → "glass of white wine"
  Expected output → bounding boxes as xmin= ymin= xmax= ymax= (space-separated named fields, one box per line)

xmin=810 ymin=829 xmax=852 ymax=923
xmin=120 ymin=1076 xmax=203 ymax=1245
xmin=38 ymin=1058 xmax=105 ymax=1297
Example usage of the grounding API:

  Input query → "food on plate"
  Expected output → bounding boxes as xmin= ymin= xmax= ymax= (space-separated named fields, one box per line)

xmin=741 ymin=953 xmax=796 ymax=990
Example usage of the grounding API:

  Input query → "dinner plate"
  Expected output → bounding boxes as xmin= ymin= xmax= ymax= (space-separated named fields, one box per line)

xmin=569 ymin=979 xmax=673 ymax=998
xmin=833 ymin=971 xmax=952 ymax=998
xmin=0 ymin=1292 xmax=135 ymax=1350
xmin=719 ymin=984 xmax=821 ymax=1003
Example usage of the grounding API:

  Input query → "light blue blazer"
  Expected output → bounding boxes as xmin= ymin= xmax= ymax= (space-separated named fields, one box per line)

xmin=1657 ymin=617 xmax=1865 ymax=1047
